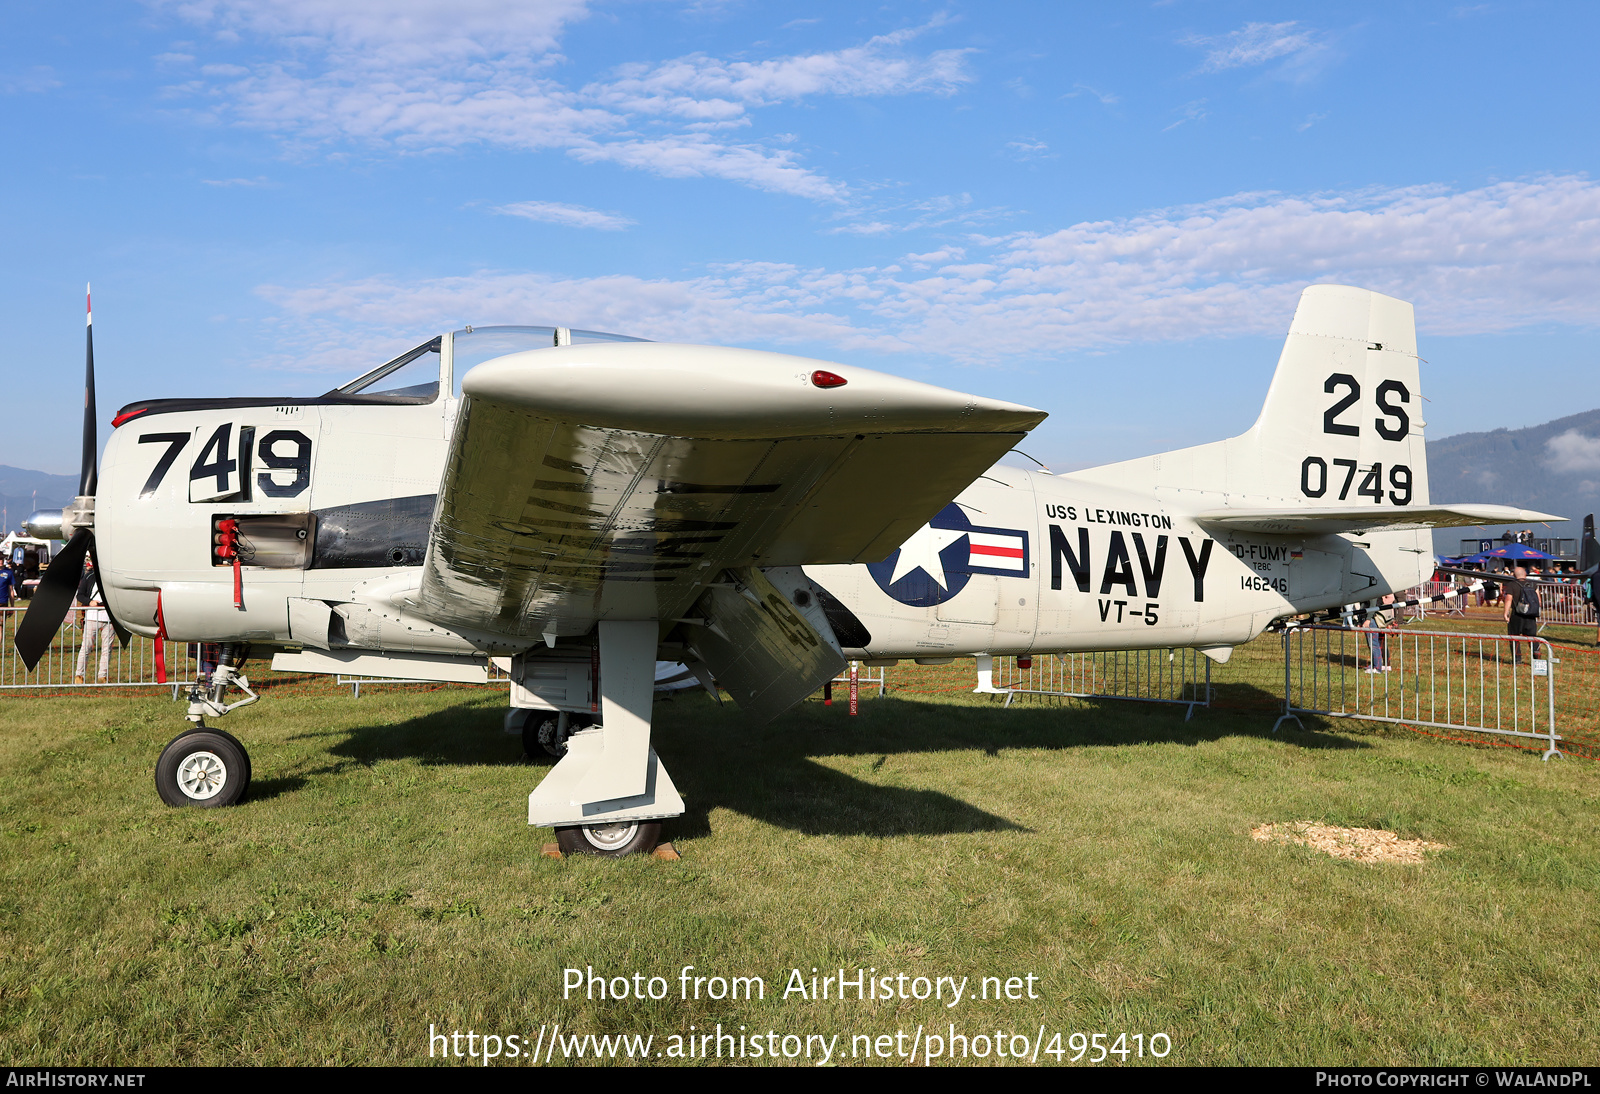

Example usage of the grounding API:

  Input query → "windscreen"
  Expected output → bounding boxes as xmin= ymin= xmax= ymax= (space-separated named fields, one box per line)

xmin=331 ymin=338 xmax=442 ymax=401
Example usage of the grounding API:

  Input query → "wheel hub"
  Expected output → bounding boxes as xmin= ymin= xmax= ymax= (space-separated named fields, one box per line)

xmin=581 ymin=822 xmax=639 ymax=851
xmin=176 ymin=750 xmax=228 ymax=800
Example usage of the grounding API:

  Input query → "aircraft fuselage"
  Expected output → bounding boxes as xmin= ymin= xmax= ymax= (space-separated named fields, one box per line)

xmin=95 ymin=393 xmax=1425 ymax=665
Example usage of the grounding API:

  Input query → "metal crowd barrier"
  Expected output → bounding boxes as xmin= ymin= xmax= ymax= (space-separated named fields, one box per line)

xmin=1401 ymin=581 xmax=1469 ymax=620
xmin=981 ymin=648 xmax=1213 ymax=720
xmin=1274 ymin=624 xmax=1560 ymax=759
xmin=0 ymin=607 xmax=198 ymax=695
xmin=1531 ymin=580 xmax=1598 ymax=627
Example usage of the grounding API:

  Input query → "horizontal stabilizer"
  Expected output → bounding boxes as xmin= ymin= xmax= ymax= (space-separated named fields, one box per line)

xmin=1192 ymin=504 xmax=1565 ymax=536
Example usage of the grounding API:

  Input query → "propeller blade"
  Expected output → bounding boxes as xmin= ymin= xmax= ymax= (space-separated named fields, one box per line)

xmin=13 ymin=528 xmax=91 ymax=671
xmin=81 ymin=285 xmax=98 ymax=497
xmin=86 ymin=535 xmax=131 ymax=649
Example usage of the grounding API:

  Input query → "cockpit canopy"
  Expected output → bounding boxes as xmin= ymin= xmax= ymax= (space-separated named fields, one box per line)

xmin=330 ymin=326 xmax=650 ymax=403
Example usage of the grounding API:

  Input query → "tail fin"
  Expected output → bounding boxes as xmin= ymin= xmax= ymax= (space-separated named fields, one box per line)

xmin=1068 ymin=284 xmax=1429 ymax=509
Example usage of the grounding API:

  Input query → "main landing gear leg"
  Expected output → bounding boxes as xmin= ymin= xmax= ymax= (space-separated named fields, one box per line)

xmin=526 ymin=621 xmax=683 ymax=857
xmin=156 ymin=643 xmax=259 ymax=808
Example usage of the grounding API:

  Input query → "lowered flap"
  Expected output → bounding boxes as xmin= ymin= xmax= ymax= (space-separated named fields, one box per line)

xmin=686 ymin=566 xmax=845 ymax=724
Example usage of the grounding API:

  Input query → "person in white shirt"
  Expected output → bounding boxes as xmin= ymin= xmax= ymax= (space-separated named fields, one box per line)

xmin=1363 ymin=594 xmax=1396 ymax=673
xmin=74 ymin=558 xmax=114 ymax=684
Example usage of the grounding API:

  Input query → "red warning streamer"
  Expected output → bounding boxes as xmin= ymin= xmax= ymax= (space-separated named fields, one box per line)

xmin=216 ymin=518 xmax=243 ymax=608
xmin=153 ymin=589 xmax=168 ymax=685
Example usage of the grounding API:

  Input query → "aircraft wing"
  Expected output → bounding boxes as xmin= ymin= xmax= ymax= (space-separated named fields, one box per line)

xmin=1192 ymin=504 xmax=1565 ymax=536
xmin=413 ymin=342 xmax=1044 ymax=640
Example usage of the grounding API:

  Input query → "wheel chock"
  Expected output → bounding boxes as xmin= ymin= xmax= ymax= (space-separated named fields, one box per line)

xmin=539 ymin=840 xmax=680 ymax=860
xmin=534 ymin=844 xmax=672 ymax=857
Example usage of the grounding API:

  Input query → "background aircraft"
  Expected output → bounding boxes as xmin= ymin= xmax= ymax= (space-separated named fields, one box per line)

xmin=16 ymin=285 xmax=1557 ymax=855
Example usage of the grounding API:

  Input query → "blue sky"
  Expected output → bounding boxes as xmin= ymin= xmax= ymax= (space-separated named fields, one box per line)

xmin=3 ymin=0 xmax=1598 ymax=480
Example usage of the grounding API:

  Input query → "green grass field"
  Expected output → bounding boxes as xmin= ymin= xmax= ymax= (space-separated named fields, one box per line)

xmin=2 ymin=618 xmax=1598 ymax=1066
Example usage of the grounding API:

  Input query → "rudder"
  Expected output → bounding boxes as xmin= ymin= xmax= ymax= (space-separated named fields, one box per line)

xmin=1250 ymin=284 xmax=1428 ymax=509
xmin=1065 ymin=284 xmax=1430 ymax=510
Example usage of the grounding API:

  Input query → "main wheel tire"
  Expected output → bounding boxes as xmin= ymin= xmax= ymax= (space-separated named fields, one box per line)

xmin=555 ymin=820 xmax=661 ymax=858
xmin=510 ymin=710 xmax=576 ymax=758
xmin=536 ymin=715 xmax=578 ymax=758
xmin=155 ymin=730 xmax=250 ymax=808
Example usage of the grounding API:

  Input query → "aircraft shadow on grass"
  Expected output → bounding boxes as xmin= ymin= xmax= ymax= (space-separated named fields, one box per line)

xmin=238 ymin=775 xmax=309 ymax=803
xmin=293 ymin=683 xmax=1362 ymax=840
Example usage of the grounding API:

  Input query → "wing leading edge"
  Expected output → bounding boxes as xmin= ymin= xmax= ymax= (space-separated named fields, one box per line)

xmin=415 ymin=342 xmax=1045 ymax=640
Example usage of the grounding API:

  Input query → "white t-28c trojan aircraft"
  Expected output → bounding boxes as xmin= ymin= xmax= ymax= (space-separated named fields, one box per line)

xmin=17 ymin=284 xmax=1556 ymax=855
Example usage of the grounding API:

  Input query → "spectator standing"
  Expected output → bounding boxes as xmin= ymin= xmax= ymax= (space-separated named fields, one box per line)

xmin=74 ymin=557 xmax=115 ymax=684
xmin=1588 ymin=570 xmax=1600 ymax=647
xmin=0 ymin=561 xmax=17 ymax=607
xmin=1364 ymin=594 xmax=1395 ymax=674
xmin=1503 ymin=564 xmax=1540 ymax=666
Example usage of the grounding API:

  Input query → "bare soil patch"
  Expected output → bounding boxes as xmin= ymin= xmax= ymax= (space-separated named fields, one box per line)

xmin=1251 ymin=822 xmax=1447 ymax=865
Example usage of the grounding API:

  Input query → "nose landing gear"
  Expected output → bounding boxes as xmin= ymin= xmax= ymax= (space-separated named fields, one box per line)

xmin=157 ymin=644 xmax=256 ymax=808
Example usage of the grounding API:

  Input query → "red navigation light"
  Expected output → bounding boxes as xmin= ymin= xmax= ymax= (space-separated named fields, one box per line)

xmin=811 ymin=370 xmax=847 ymax=389
xmin=111 ymin=408 xmax=149 ymax=428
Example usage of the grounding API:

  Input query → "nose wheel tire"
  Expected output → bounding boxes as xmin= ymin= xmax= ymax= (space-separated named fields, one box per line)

xmin=186 ymin=726 xmax=251 ymax=793
xmin=555 ymin=820 xmax=661 ymax=857
xmin=156 ymin=729 xmax=251 ymax=808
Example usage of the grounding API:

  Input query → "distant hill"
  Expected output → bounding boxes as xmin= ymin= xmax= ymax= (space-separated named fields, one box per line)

xmin=1427 ymin=408 xmax=1600 ymax=557
xmin=0 ymin=465 xmax=77 ymax=537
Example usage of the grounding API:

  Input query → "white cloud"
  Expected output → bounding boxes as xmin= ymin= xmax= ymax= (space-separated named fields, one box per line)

xmin=1186 ymin=21 xmax=1320 ymax=73
xmin=825 ymin=193 xmax=1011 ymax=236
xmin=202 ymin=175 xmax=274 ymax=186
xmin=826 ymin=221 xmax=896 ymax=237
xmin=1067 ymin=83 xmax=1119 ymax=105
xmin=903 ymin=248 xmax=965 ymax=268
xmin=1 ymin=66 xmax=62 ymax=94
xmin=151 ymin=3 xmax=971 ymax=202
xmin=568 ymin=134 xmax=846 ymax=201
xmin=1162 ymin=99 xmax=1208 ymax=131
xmin=154 ymin=0 xmax=591 ymax=61
xmin=252 ymin=176 xmax=1600 ymax=368
xmin=1546 ymin=430 xmax=1600 ymax=474
xmin=1005 ymin=139 xmax=1052 ymax=161
xmin=492 ymin=200 xmax=633 ymax=230
xmin=590 ymin=24 xmax=971 ymax=118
